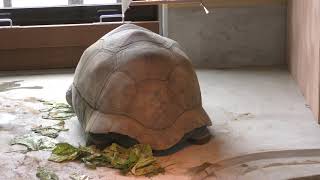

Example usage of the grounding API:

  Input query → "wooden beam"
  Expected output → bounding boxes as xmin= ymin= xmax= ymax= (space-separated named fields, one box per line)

xmin=0 ymin=21 xmax=159 ymax=70
xmin=0 ymin=21 xmax=159 ymax=50
xmin=163 ymin=0 xmax=287 ymax=8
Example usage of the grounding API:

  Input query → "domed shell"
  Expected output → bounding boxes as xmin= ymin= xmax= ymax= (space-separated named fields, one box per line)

xmin=72 ymin=24 xmax=211 ymax=150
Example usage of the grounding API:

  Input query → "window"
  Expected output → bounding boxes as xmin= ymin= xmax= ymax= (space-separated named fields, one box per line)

xmin=11 ymin=0 xmax=68 ymax=8
xmin=2 ymin=0 xmax=120 ymax=8
xmin=0 ymin=0 xmax=157 ymax=26
xmin=84 ymin=0 xmax=118 ymax=5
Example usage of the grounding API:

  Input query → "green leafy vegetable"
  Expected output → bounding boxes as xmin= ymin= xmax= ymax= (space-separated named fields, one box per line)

xmin=81 ymin=154 xmax=111 ymax=169
xmin=36 ymin=167 xmax=59 ymax=180
xmin=48 ymin=143 xmax=80 ymax=162
xmin=132 ymin=162 xmax=165 ymax=176
xmin=10 ymin=133 xmax=58 ymax=151
xmin=48 ymin=143 xmax=164 ymax=176
xmin=79 ymin=145 xmax=99 ymax=156
xmin=31 ymin=121 xmax=68 ymax=138
xmin=42 ymin=112 xmax=75 ymax=120
xmin=69 ymin=173 xmax=90 ymax=180
xmin=38 ymin=100 xmax=75 ymax=120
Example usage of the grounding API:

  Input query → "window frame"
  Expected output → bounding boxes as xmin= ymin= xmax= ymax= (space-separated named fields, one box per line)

xmin=2 ymin=0 xmax=121 ymax=8
xmin=0 ymin=1 xmax=158 ymax=26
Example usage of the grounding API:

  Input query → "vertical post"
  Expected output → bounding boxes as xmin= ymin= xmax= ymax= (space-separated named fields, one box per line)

xmin=161 ymin=4 xmax=168 ymax=37
xmin=3 ymin=0 xmax=12 ymax=7
xmin=68 ymin=0 xmax=83 ymax=5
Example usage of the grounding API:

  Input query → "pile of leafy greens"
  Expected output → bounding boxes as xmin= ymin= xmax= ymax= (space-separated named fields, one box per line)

xmin=49 ymin=143 xmax=164 ymax=176
xmin=10 ymin=100 xmax=164 ymax=178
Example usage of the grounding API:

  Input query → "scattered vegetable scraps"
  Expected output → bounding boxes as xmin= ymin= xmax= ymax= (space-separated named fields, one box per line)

xmin=10 ymin=133 xmax=58 ymax=151
xmin=38 ymin=100 xmax=75 ymax=120
xmin=31 ymin=121 xmax=68 ymax=138
xmin=69 ymin=173 xmax=90 ymax=180
xmin=49 ymin=143 xmax=164 ymax=177
xmin=36 ymin=167 xmax=59 ymax=180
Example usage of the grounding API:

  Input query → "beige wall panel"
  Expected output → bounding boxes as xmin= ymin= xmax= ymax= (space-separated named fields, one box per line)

xmin=288 ymin=0 xmax=320 ymax=120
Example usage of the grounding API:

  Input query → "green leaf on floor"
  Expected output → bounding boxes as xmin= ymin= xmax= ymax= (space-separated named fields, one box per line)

xmin=132 ymin=162 xmax=165 ymax=177
xmin=10 ymin=133 xmax=58 ymax=151
xmin=36 ymin=167 xmax=59 ymax=180
xmin=48 ymin=143 xmax=80 ymax=162
xmin=79 ymin=145 xmax=99 ymax=156
xmin=49 ymin=143 xmax=164 ymax=177
xmin=31 ymin=121 xmax=68 ymax=138
xmin=38 ymin=100 xmax=75 ymax=120
xmin=69 ymin=173 xmax=90 ymax=180
xmin=81 ymin=154 xmax=111 ymax=169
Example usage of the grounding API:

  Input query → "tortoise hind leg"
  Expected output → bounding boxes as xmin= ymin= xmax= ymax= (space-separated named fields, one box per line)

xmin=187 ymin=126 xmax=212 ymax=145
xmin=153 ymin=126 xmax=212 ymax=156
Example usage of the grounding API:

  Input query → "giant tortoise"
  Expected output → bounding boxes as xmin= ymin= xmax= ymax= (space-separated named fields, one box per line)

xmin=66 ymin=24 xmax=212 ymax=155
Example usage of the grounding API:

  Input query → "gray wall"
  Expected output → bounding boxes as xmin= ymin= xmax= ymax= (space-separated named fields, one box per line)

xmin=166 ymin=5 xmax=287 ymax=68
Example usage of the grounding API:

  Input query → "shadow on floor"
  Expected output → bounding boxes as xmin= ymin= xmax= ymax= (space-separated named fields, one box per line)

xmin=289 ymin=175 xmax=320 ymax=180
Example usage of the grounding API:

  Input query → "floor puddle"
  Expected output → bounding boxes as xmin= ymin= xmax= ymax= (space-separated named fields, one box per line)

xmin=0 ymin=80 xmax=43 ymax=92
xmin=0 ymin=113 xmax=16 ymax=124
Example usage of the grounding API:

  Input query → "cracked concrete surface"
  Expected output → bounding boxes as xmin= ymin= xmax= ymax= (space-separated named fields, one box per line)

xmin=1 ymin=67 xmax=320 ymax=180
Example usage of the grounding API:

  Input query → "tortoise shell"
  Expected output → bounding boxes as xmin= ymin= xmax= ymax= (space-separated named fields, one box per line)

xmin=69 ymin=24 xmax=211 ymax=150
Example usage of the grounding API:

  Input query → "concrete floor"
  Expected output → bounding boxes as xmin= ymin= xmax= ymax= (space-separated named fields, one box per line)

xmin=1 ymin=67 xmax=320 ymax=180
